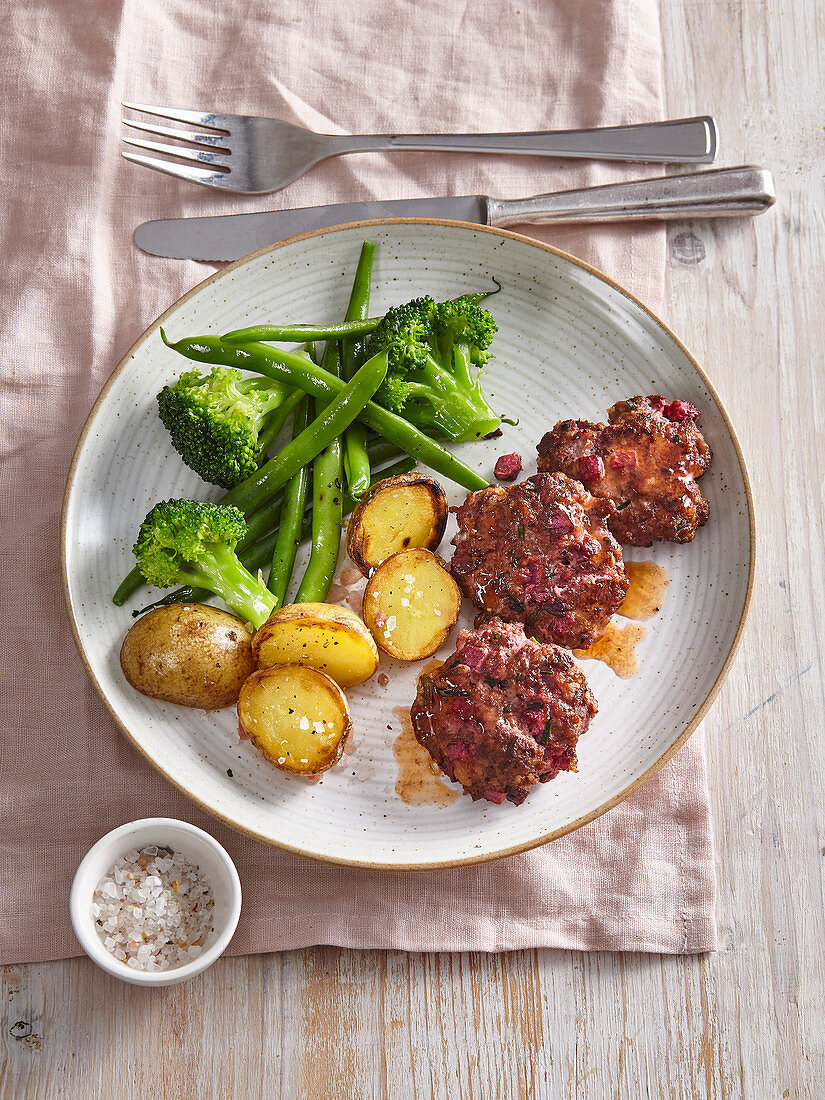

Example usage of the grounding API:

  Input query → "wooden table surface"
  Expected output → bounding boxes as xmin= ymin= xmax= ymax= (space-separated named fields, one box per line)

xmin=3 ymin=1 xmax=823 ymax=1096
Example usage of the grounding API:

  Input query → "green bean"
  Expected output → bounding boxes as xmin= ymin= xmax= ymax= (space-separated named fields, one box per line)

xmin=346 ymin=242 xmax=376 ymax=319
xmin=162 ymin=334 xmax=488 ymax=492
xmin=114 ymin=569 xmax=148 ymax=607
xmin=267 ymin=397 xmax=311 ymax=607
xmin=255 ymin=388 xmax=304 ymax=460
xmin=341 ymin=242 xmax=375 ymax=501
xmin=221 ymin=318 xmax=380 ymax=344
xmin=115 ymin=344 xmax=324 ymax=605
xmin=219 ymin=350 xmax=388 ymax=514
xmin=244 ymin=436 xmax=400 ymax=545
xmin=234 ymin=339 xmax=489 ymax=491
xmin=112 ymin=437 xmax=404 ymax=606
xmin=132 ymin=455 xmax=417 ymax=617
xmin=219 ymin=287 xmax=499 ymax=346
xmin=346 ymin=457 xmax=416 ymax=504
xmin=363 ymin=438 xmax=402 ymax=468
xmin=295 ymin=344 xmax=345 ymax=604
xmin=120 ymin=350 xmax=386 ymax=609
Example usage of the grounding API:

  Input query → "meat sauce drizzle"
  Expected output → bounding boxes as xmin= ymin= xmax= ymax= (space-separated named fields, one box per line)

xmin=574 ymin=621 xmax=648 ymax=679
xmin=392 ymin=661 xmax=459 ymax=807
xmin=392 ymin=704 xmax=459 ymax=807
xmin=617 ymin=560 xmax=671 ymax=620
xmin=573 ymin=560 xmax=670 ymax=678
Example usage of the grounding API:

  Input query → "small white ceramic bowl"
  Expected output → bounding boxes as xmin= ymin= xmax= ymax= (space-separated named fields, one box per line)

xmin=70 ymin=817 xmax=241 ymax=987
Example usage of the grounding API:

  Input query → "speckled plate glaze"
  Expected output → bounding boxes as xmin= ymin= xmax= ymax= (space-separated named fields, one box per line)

xmin=62 ymin=221 xmax=753 ymax=869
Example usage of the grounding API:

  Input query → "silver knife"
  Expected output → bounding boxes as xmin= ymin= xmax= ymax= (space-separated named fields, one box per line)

xmin=134 ymin=166 xmax=776 ymax=262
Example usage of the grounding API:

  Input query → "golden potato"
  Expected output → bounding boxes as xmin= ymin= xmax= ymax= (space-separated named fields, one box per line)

xmin=252 ymin=602 xmax=378 ymax=687
xmin=120 ymin=603 xmax=255 ymax=709
xmin=346 ymin=473 xmax=448 ymax=577
xmin=362 ymin=549 xmax=461 ymax=660
xmin=238 ymin=664 xmax=351 ymax=775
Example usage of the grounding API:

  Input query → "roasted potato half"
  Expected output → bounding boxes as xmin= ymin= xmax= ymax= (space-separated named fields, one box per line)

xmin=252 ymin=602 xmax=379 ymax=687
xmin=120 ymin=603 xmax=255 ymax=709
xmin=346 ymin=473 xmax=448 ymax=577
xmin=237 ymin=664 xmax=351 ymax=775
xmin=362 ymin=549 xmax=461 ymax=660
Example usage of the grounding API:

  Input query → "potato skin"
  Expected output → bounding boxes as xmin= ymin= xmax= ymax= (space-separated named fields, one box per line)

xmin=252 ymin=602 xmax=378 ymax=687
xmin=346 ymin=473 xmax=448 ymax=577
xmin=238 ymin=664 xmax=351 ymax=775
xmin=120 ymin=603 xmax=255 ymax=709
xmin=362 ymin=548 xmax=461 ymax=660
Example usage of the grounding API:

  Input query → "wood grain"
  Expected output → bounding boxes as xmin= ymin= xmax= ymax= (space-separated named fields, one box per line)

xmin=3 ymin=0 xmax=824 ymax=1096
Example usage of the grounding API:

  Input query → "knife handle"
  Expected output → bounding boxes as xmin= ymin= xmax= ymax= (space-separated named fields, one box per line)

xmin=486 ymin=166 xmax=776 ymax=225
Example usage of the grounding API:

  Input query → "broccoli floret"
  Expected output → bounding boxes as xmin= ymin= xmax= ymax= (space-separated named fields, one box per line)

xmin=157 ymin=365 xmax=289 ymax=488
xmin=374 ymin=373 xmax=415 ymax=414
xmin=433 ymin=295 xmax=498 ymax=363
xmin=133 ymin=499 xmax=276 ymax=629
xmin=365 ymin=295 xmax=500 ymax=441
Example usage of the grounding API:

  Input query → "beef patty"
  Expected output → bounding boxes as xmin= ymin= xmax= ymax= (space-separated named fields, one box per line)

xmin=536 ymin=395 xmax=711 ymax=546
xmin=410 ymin=618 xmax=597 ymax=805
xmin=450 ymin=472 xmax=628 ymax=649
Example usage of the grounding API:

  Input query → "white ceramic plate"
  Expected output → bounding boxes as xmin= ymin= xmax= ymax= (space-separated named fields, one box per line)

xmin=62 ymin=221 xmax=753 ymax=869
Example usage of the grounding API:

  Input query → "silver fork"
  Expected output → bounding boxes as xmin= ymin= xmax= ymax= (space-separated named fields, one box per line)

xmin=121 ymin=102 xmax=718 ymax=195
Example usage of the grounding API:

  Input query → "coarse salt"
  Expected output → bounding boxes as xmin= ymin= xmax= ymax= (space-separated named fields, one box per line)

xmin=92 ymin=845 xmax=214 ymax=971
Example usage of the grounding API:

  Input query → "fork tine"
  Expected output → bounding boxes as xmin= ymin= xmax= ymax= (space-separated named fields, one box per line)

xmin=121 ymin=150 xmax=237 ymax=191
xmin=122 ymin=119 xmax=229 ymax=149
xmin=121 ymin=101 xmax=230 ymax=132
xmin=122 ymin=135 xmax=230 ymax=167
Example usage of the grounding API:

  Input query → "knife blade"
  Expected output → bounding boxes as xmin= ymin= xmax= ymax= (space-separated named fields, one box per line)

xmin=133 ymin=167 xmax=776 ymax=261
xmin=134 ymin=195 xmax=485 ymax=261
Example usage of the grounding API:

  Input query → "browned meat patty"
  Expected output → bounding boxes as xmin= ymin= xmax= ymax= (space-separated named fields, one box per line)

xmin=450 ymin=472 xmax=628 ymax=649
xmin=410 ymin=618 xmax=597 ymax=805
xmin=536 ymin=395 xmax=712 ymax=546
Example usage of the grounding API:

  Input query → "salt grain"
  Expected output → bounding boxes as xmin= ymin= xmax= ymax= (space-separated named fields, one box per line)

xmin=92 ymin=845 xmax=214 ymax=972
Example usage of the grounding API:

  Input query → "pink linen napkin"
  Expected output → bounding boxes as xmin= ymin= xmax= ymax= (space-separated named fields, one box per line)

xmin=0 ymin=0 xmax=717 ymax=964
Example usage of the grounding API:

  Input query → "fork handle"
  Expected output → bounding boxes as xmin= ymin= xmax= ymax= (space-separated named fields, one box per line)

xmin=485 ymin=166 xmax=776 ymax=225
xmin=341 ymin=117 xmax=717 ymax=164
